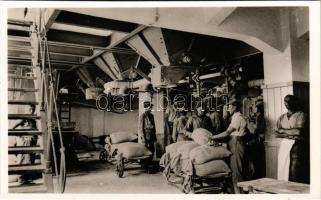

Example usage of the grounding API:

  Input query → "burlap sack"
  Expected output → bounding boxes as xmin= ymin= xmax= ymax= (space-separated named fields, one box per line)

xmin=189 ymin=145 xmax=231 ymax=164
xmin=9 ymin=175 xmax=21 ymax=183
xmin=109 ymin=131 xmax=138 ymax=144
xmin=9 ymin=155 xmax=18 ymax=165
xmin=191 ymin=128 xmax=212 ymax=145
xmin=116 ymin=142 xmax=152 ymax=158
xmin=177 ymin=142 xmax=200 ymax=159
xmin=194 ymin=160 xmax=231 ymax=177
xmin=8 ymin=136 xmax=16 ymax=147
xmin=165 ymin=141 xmax=193 ymax=157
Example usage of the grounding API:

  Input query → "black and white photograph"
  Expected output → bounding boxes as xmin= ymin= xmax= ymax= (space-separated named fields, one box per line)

xmin=1 ymin=2 xmax=320 ymax=197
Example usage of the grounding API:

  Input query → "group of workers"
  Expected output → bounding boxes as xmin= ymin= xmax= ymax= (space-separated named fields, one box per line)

xmin=138 ymin=94 xmax=309 ymax=193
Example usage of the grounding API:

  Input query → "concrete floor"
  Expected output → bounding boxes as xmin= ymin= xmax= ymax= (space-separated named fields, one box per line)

xmin=64 ymin=160 xmax=181 ymax=194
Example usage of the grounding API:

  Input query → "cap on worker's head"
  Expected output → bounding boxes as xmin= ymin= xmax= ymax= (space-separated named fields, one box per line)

xmin=143 ymin=101 xmax=153 ymax=108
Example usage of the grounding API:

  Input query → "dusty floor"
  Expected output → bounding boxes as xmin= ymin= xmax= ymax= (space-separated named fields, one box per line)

xmin=63 ymin=160 xmax=181 ymax=194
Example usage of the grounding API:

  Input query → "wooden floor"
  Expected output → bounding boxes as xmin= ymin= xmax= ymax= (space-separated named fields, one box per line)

xmin=63 ymin=160 xmax=181 ymax=194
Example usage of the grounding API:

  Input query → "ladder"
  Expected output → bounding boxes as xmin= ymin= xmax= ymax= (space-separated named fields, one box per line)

xmin=8 ymin=20 xmax=54 ymax=193
xmin=58 ymin=93 xmax=71 ymax=123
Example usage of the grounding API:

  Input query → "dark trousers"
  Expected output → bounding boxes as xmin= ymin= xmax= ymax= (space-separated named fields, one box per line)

xmin=289 ymin=140 xmax=309 ymax=183
xmin=166 ymin=122 xmax=174 ymax=145
xmin=228 ymin=136 xmax=245 ymax=192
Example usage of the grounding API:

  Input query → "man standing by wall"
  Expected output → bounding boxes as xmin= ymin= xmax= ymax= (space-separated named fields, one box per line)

xmin=274 ymin=95 xmax=309 ymax=184
xmin=138 ymin=101 xmax=157 ymax=160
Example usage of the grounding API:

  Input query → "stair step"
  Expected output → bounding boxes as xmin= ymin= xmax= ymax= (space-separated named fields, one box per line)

xmin=9 ymin=184 xmax=47 ymax=193
xmin=8 ymin=88 xmax=38 ymax=92
xmin=8 ymin=64 xmax=36 ymax=69
xmin=8 ymin=114 xmax=40 ymax=120
xmin=8 ymin=146 xmax=43 ymax=153
xmin=8 ymin=55 xmax=35 ymax=60
xmin=8 ymin=75 xmax=36 ymax=80
xmin=9 ymin=164 xmax=45 ymax=172
xmin=8 ymin=24 xmax=31 ymax=32
xmin=8 ymin=130 xmax=42 ymax=136
xmin=8 ymin=100 xmax=38 ymax=105
xmin=8 ymin=36 xmax=32 ymax=43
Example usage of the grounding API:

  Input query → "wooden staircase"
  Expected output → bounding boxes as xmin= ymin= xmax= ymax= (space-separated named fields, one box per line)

xmin=8 ymin=20 xmax=53 ymax=193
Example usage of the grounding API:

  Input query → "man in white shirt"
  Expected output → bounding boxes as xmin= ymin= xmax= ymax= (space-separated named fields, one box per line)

xmin=212 ymin=100 xmax=248 ymax=193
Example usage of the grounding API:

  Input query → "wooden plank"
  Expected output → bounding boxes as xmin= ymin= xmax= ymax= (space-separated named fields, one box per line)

xmin=8 ymin=130 xmax=42 ymax=136
xmin=8 ymin=146 xmax=43 ymax=153
xmin=8 ymin=100 xmax=38 ymax=105
xmin=8 ymin=88 xmax=38 ymax=92
xmin=8 ymin=114 xmax=40 ymax=120
xmin=267 ymin=88 xmax=275 ymax=129
xmin=273 ymin=87 xmax=282 ymax=124
xmin=40 ymin=9 xmax=61 ymax=36
xmin=9 ymin=164 xmax=45 ymax=172
xmin=280 ymin=86 xmax=290 ymax=114
xmin=238 ymin=178 xmax=309 ymax=194
xmin=9 ymin=184 xmax=46 ymax=193
xmin=8 ymin=75 xmax=36 ymax=80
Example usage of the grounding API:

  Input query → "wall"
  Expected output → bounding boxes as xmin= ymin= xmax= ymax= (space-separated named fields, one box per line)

xmin=262 ymin=8 xmax=309 ymax=178
xmin=71 ymin=107 xmax=139 ymax=137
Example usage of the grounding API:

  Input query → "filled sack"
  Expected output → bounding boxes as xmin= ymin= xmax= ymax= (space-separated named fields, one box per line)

xmin=177 ymin=142 xmax=200 ymax=159
xmin=109 ymin=131 xmax=138 ymax=144
xmin=8 ymin=136 xmax=17 ymax=147
xmin=165 ymin=141 xmax=193 ymax=157
xmin=9 ymin=175 xmax=21 ymax=183
xmin=189 ymin=145 xmax=231 ymax=164
xmin=191 ymin=128 xmax=212 ymax=145
xmin=194 ymin=160 xmax=231 ymax=177
xmin=9 ymin=155 xmax=18 ymax=165
xmin=115 ymin=142 xmax=152 ymax=158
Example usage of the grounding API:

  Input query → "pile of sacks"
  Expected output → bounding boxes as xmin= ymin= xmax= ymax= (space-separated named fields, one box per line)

xmin=106 ymin=131 xmax=151 ymax=159
xmin=160 ymin=128 xmax=231 ymax=180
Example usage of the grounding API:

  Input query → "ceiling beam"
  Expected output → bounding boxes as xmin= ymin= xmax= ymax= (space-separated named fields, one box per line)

xmin=82 ymin=25 xmax=147 ymax=64
xmin=51 ymin=22 xmax=112 ymax=37
xmin=40 ymin=9 xmax=61 ymax=36
xmin=47 ymin=29 xmax=110 ymax=47
xmin=55 ymin=10 xmax=138 ymax=33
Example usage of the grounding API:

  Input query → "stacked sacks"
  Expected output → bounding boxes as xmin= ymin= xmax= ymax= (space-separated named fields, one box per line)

xmin=160 ymin=141 xmax=200 ymax=179
xmin=106 ymin=132 xmax=150 ymax=159
xmin=114 ymin=142 xmax=152 ymax=158
xmin=191 ymin=128 xmax=213 ymax=145
xmin=109 ymin=131 xmax=138 ymax=144
xmin=189 ymin=145 xmax=232 ymax=177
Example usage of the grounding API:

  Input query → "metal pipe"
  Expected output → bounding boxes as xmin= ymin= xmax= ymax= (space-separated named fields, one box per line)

xmin=199 ymin=72 xmax=221 ymax=80
xmin=45 ymin=41 xmax=136 ymax=54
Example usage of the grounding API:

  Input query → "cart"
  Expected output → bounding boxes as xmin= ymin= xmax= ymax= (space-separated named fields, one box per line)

xmin=105 ymin=135 xmax=153 ymax=178
xmin=182 ymin=171 xmax=234 ymax=194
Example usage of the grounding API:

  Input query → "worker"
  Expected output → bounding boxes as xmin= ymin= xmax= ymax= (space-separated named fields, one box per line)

xmin=138 ymin=101 xmax=157 ymax=160
xmin=165 ymin=101 xmax=178 ymax=145
xmin=274 ymin=95 xmax=309 ymax=183
xmin=208 ymin=108 xmax=224 ymax=135
xmin=211 ymin=100 xmax=248 ymax=193
xmin=246 ymin=101 xmax=266 ymax=179
xmin=184 ymin=106 xmax=214 ymax=137
xmin=172 ymin=109 xmax=188 ymax=142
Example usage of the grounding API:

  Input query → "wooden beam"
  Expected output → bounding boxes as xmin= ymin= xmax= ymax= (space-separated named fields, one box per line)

xmin=82 ymin=25 xmax=147 ymax=63
xmin=40 ymin=9 xmax=61 ymax=36
xmin=134 ymin=68 xmax=151 ymax=82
